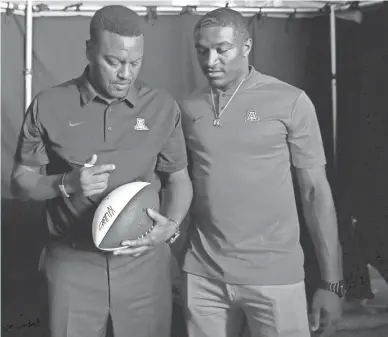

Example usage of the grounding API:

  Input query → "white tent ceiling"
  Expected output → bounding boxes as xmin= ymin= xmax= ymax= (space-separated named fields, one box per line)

xmin=0 ymin=1 xmax=384 ymax=18
xmin=0 ymin=1 xmax=382 ymax=8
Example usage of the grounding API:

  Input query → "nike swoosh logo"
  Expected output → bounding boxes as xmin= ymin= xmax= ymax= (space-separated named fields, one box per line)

xmin=69 ymin=121 xmax=83 ymax=127
xmin=192 ymin=116 xmax=204 ymax=123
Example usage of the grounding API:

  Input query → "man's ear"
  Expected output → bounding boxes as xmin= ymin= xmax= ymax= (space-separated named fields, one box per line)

xmin=243 ymin=37 xmax=253 ymax=58
xmin=85 ymin=39 xmax=92 ymax=62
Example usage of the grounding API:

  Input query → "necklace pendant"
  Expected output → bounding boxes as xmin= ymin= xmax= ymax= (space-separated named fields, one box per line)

xmin=213 ymin=118 xmax=220 ymax=127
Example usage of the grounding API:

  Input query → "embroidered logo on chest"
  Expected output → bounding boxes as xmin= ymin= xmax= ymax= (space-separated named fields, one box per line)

xmin=69 ymin=120 xmax=84 ymax=127
xmin=134 ymin=118 xmax=149 ymax=131
xmin=245 ymin=110 xmax=260 ymax=122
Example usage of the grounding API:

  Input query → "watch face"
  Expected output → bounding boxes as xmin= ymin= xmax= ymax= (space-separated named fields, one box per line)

xmin=339 ymin=283 xmax=347 ymax=298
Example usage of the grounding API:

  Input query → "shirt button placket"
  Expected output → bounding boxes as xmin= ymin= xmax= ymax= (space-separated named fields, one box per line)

xmin=105 ymin=106 xmax=113 ymax=142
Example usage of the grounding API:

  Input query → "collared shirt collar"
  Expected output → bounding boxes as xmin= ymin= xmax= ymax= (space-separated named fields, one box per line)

xmin=242 ymin=65 xmax=263 ymax=90
xmin=240 ymin=65 xmax=258 ymax=90
xmin=77 ymin=67 xmax=139 ymax=107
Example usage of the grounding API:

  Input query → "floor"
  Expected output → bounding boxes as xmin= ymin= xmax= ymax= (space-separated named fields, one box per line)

xmin=3 ymin=268 xmax=388 ymax=337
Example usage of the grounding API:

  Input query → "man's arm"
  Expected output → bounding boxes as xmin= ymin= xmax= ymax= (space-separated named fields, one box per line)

xmin=11 ymin=163 xmax=63 ymax=201
xmin=160 ymin=167 xmax=193 ymax=226
xmin=11 ymin=155 xmax=115 ymax=201
xmin=295 ymin=166 xmax=342 ymax=282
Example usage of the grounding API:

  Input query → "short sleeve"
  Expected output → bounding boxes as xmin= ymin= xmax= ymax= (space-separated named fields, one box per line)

xmin=156 ymin=101 xmax=188 ymax=173
xmin=14 ymin=96 xmax=49 ymax=166
xmin=288 ymin=91 xmax=326 ymax=169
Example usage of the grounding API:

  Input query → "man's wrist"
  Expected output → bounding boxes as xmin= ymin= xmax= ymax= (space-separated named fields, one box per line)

xmin=58 ymin=173 xmax=70 ymax=197
xmin=319 ymin=280 xmax=347 ymax=298
xmin=166 ymin=219 xmax=180 ymax=245
xmin=169 ymin=219 xmax=179 ymax=231
xmin=59 ymin=172 xmax=74 ymax=197
xmin=321 ymin=270 xmax=343 ymax=284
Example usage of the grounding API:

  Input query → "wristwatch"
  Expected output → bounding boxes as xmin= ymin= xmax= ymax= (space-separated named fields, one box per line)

xmin=319 ymin=280 xmax=347 ymax=298
xmin=166 ymin=219 xmax=180 ymax=245
xmin=58 ymin=173 xmax=70 ymax=198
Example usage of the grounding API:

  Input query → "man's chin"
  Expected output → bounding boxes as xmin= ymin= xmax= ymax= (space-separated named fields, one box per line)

xmin=207 ymin=76 xmax=225 ymax=88
xmin=109 ymin=88 xmax=129 ymax=100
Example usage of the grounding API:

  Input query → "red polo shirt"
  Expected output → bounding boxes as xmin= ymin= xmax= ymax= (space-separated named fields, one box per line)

xmin=15 ymin=68 xmax=187 ymax=244
xmin=180 ymin=67 xmax=326 ymax=285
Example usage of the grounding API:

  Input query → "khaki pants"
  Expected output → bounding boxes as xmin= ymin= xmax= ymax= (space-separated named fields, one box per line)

xmin=181 ymin=273 xmax=311 ymax=337
xmin=40 ymin=241 xmax=172 ymax=337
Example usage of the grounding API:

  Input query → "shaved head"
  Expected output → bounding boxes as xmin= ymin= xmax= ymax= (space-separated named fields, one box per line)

xmin=194 ymin=7 xmax=250 ymax=41
xmin=89 ymin=5 xmax=143 ymax=42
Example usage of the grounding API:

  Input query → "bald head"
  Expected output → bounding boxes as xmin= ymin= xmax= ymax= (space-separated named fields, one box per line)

xmin=90 ymin=5 xmax=143 ymax=42
xmin=194 ymin=7 xmax=250 ymax=41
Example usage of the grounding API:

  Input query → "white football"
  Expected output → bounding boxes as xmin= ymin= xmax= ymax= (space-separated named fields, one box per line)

xmin=92 ymin=181 xmax=160 ymax=251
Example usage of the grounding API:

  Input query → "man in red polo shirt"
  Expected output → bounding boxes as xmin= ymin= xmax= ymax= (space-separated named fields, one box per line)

xmin=11 ymin=5 xmax=192 ymax=337
xmin=180 ymin=7 xmax=344 ymax=337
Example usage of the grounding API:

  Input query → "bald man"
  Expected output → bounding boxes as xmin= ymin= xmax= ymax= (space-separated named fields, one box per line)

xmin=12 ymin=5 xmax=192 ymax=337
xmin=179 ymin=7 xmax=344 ymax=337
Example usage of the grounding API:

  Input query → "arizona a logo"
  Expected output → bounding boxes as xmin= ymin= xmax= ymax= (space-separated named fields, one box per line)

xmin=245 ymin=110 xmax=260 ymax=122
xmin=134 ymin=118 xmax=149 ymax=131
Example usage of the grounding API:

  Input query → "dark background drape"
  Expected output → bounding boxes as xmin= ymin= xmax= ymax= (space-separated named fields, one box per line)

xmin=2 ymin=4 xmax=388 ymax=335
xmin=335 ymin=7 xmax=388 ymax=299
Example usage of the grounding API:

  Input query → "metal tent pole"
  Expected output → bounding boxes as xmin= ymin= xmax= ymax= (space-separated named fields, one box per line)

xmin=24 ymin=0 xmax=33 ymax=113
xmin=0 ymin=2 xmax=325 ymax=17
xmin=330 ymin=5 xmax=337 ymax=170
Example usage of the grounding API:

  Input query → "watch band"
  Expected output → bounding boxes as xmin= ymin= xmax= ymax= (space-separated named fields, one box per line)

xmin=59 ymin=173 xmax=70 ymax=198
xmin=320 ymin=280 xmax=346 ymax=298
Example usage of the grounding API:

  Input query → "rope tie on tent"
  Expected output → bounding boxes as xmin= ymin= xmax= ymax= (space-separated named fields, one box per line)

xmin=33 ymin=4 xmax=49 ymax=12
xmin=63 ymin=3 xmax=82 ymax=12
xmin=321 ymin=4 xmax=331 ymax=14
xmin=285 ymin=9 xmax=296 ymax=33
xmin=180 ymin=6 xmax=196 ymax=15
xmin=145 ymin=6 xmax=158 ymax=24
xmin=249 ymin=8 xmax=265 ymax=29
xmin=3 ymin=2 xmax=14 ymax=24
xmin=23 ymin=68 xmax=32 ymax=76
xmin=349 ymin=2 xmax=360 ymax=10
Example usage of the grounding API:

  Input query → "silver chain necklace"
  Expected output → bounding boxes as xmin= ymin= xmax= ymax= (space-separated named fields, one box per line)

xmin=210 ymin=78 xmax=245 ymax=127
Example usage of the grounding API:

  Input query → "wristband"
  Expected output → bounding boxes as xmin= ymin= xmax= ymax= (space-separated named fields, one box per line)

xmin=166 ymin=219 xmax=180 ymax=245
xmin=59 ymin=173 xmax=70 ymax=198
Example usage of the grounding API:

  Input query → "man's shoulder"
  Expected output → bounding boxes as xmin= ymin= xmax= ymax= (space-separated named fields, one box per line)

xmin=249 ymin=72 xmax=303 ymax=98
xmin=137 ymin=80 xmax=176 ymax=103
xmin=36 ymin=77 xmax=80 ymax=102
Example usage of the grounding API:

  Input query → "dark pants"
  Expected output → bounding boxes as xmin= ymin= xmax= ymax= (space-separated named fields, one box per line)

xmin=40 ymin=241 xmax=172 ymax=337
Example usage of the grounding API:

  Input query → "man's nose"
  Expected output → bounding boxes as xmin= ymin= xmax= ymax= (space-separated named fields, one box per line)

xmin=206 ymin=50 xmax=219 ymax=68
xmin=117 ymin=63 xmax=131 ymax=81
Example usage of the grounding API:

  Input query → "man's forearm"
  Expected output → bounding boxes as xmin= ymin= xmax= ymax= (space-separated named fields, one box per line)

xmin=12 ymin=170 xmax=63 ymax=201
xmin=301 ymin=183 xmax=343 ymax=282
xmin=160 ymin=174 xmax=193 ymax=226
